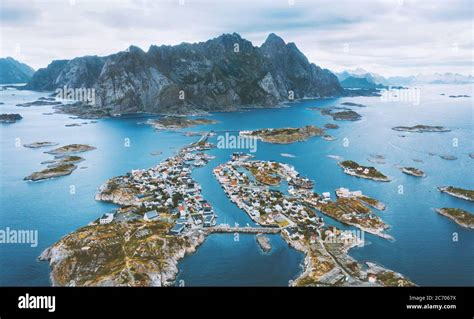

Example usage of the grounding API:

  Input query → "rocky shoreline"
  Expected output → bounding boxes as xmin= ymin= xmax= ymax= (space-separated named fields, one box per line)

xmin=23 ymin=141 xmax=59 ymax=148
xmin=147 ymin=117 xmax=217 ymax=130
xmin=438 ymin=186 xmax=474 ymax=202
xmin=24 ymin=144 xmax=94 ymax=181
xmin=24 ymin=163 xmax=78 ymax=181
xmin=39 ymin=135 xmax=217 ymax=286
xmin=38 ymin=221 xmax=208 ymax=286
xmin=240 ymin=125 xmax=325 ymax=144
xmin=436 ymin=208 xmax=474 ymax=230
xmin=320 ymin=108 xmax=362 ymax=121
xmin=392 ymin=125 xmax=450 ymax=133
xmin=338 ymin=160 xmax=390 ymax=182
xmin=400 ymin=167 xmax=425 ymax=177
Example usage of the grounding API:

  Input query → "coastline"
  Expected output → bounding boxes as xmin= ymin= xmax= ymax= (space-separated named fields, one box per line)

xmin=435 ymin=208 xmax=474 ymax=230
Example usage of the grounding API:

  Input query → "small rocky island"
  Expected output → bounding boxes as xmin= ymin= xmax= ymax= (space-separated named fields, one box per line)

xmin=240 ymin=125 xmax=324 ymax=144
xmin=0 ymin=113 xmax=22 ymax=123
xmin=322 ymin=135 xmax=336 ymax=141
xmin=324 ymin=123 xmax=339 ymax=129
xmin=436 ymin=208 xmax=474 ymax=229
xmin=338 ymin=160 xmax=390 ymax=182
xmin=16 ymin=99 xmax=62 ymax=107
xmin=400 ymin=167 xmax=425 ymax=177
xmin=448 ymin=94 xmax=470 ymax=98
xmin=392 ymin=125 xmax=450 ymax=133
xmin=25 ymin=144 xmax=94 ymax=181
xmin=439 ymin=154 xmax=457 ymax=161
xmin=46 ymin=144 xmax=96 ymax=155
xmin=438 ymin=186 xmax=474 ymax=202
xmin=24 ymin=163 xmax=78 ymax=181
xmin=323 ymin=109 xmax=362 ymax=121
xmin=54 ymin=101 xmax=111 ymax=119
xmin=341 ymin=102 xmax=366 ymax=107
xmin=148 ymin=117 xmax=217 ymax=130
xmin=23 ymin=141 xmax=59 ymax=148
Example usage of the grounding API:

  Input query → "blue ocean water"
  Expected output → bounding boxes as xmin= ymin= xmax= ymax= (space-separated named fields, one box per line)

xmin=0 ymin=84 xmax=473 ymax=286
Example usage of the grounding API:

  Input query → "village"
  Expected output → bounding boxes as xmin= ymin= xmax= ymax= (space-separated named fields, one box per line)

xmin=212 ymin=153 xmax=411 ymax=286
xmin=91 ymin=139 xmax=410 ymax=287
xmin=213 ymin=153 xmax=390 ymax=242
xmin=96 ymin=134 xmax=218 ymax=235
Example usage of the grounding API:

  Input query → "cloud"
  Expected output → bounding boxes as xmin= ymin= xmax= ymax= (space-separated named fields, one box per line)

xmin=0 ymin=0 xmax=472 ymax=76
xmin=0 ymin=1 xmax=40 ymax=25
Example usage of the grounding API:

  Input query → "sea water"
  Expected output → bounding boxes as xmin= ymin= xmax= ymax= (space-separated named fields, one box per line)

xmin=0 ymin=84 xmax=472 ymax=286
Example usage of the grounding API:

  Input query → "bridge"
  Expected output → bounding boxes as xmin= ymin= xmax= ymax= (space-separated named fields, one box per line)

xmin=204 ymin=225 xmax=281 ymax=234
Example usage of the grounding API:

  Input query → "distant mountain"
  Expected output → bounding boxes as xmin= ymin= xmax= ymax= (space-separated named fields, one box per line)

xmin=411 ymin=73 xmax=474 ymax=85
xmin=337 ymin=69 xmax=474 ymax=86
xmin=340 ymin=76 xmax=385 ymax=89
xmin=336 ymin=68 xmax=388 ymax=86
xmin=25 ymin=33 xmax=342 ymax=114
xmin=0 ymin=57 xmax=35 ymax=84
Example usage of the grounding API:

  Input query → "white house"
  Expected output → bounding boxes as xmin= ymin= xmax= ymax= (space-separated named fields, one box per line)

xmin=99 ymin=213 xmax=114 ymax=224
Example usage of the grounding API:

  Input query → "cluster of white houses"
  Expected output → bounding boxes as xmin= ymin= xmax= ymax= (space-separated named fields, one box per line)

xmin=214 ymin=155 xmax=325 ymax=241
xmin=98 ymin=140 xmax=217 ymax=235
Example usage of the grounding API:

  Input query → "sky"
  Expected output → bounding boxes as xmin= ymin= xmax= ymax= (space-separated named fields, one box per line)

xmin=0 ymin=0 xmax=472 ymax=77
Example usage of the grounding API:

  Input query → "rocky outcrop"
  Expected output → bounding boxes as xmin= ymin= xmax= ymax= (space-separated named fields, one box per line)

xmin=260 ymin=33 xmax=341 ymax=98
xmin=25 ymin=33 xmax=342 ymax=114
xmin=38 ymin=220 xmax=207 ymax=286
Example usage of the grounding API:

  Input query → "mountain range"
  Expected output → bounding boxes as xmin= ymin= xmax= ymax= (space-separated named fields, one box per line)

xmin=0 ymin=57 xmax=35 ymax=84
xmin=24 ymin=33 xmax=342 ymax=114
xmin=336 ymin=68 xmax=474 ymax=86
xmin=339 ymin=76 xmax=386 ymax=89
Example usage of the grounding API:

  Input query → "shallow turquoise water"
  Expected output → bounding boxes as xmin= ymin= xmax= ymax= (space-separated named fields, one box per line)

xmin=0 ymin=84 xmax=473 ymax=286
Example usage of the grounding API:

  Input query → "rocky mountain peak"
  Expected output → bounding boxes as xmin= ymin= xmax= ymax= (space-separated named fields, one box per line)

xmin=262 ymin=33 xmax=286 ymax=47
xmin=25 ymin=33 xmax=343 ymax=113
